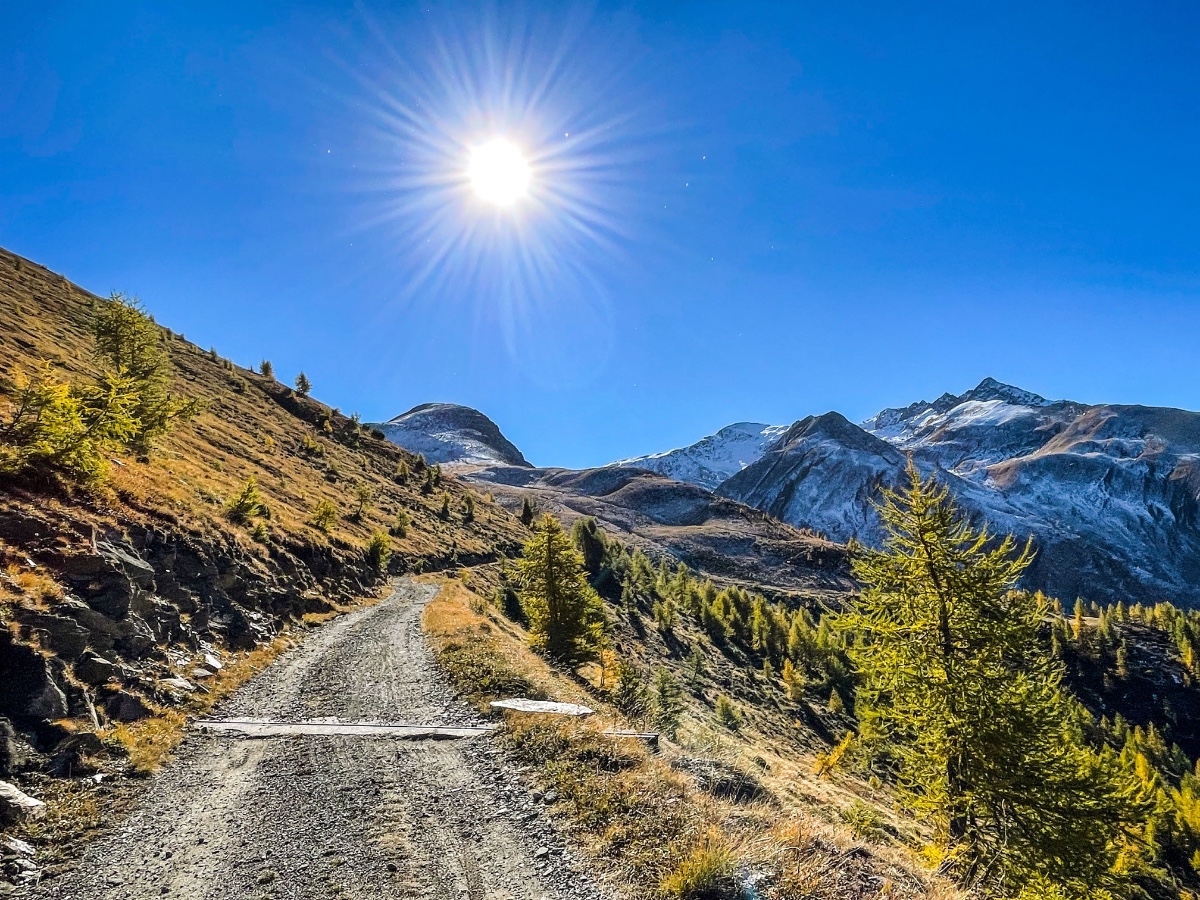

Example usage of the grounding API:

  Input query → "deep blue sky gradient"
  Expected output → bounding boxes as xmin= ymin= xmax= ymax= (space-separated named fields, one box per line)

xmin=3 ymin=2 xmax=1199 ymax=467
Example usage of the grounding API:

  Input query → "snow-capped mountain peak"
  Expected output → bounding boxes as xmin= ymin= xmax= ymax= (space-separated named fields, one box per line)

xmin=862 ymin=377 xmax=1051 ymax=436
xmin=372 ymin=403 xmax=530 ymax=468
xmin=964 ymin=376 xmax=1049 ymax=407
xmin=612 ymin=421 xmax=789 ymax=490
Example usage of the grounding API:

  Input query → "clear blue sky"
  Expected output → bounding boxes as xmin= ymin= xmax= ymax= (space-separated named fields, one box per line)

xmin=3 ymin=2 xmax=1198 ymax=468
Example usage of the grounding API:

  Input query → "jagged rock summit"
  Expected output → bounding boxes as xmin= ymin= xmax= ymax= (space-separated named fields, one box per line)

xmin=374 ymin=403 xmax=531 ymax=468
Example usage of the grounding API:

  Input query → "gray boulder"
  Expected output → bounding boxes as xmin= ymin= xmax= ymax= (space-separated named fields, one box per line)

xmin=0 ymin=781 xmax=45 ymax=825
xmin=104 ymin=691 xmax=152 ymax=723
xmin=74 ymin=655 xmax=121 ymax=685
xmin=0 ymin=633 xmax=68 ymax=722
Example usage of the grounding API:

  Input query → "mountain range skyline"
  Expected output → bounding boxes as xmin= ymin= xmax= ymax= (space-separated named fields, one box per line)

xmin=374 ymin=375 xmax=1200 ymax=607
xmin=5 ymin=3 xmax=1199 ymax=471
xmin=379 ymin=375 xmax=1185 ymax=470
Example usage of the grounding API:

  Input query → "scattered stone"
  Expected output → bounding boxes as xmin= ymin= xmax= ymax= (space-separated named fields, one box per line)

xmin=191 ymin=667 xmax=216 ymax=679
xmin=203 ymin=652 xmax=223 ymax=671
xmin=2 ymin=836 xmax=34 ymax=857
xmin=161 ymin=676 xmax=197 ymax=693
xmin=543 ymin=791 xmax=559 ymax=804
xmin=534 ymin=847 xmax=550 ymax=859
xmin=0 ymin=780 xmax=46 ymax=824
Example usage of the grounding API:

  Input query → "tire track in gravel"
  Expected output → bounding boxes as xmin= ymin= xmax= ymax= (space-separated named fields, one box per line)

xmin=31 ymin=579 xmax=608 ymax=900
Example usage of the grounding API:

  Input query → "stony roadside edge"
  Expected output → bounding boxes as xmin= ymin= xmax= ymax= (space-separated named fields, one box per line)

xmin=23 ymin=579 xmax=614 ymax=900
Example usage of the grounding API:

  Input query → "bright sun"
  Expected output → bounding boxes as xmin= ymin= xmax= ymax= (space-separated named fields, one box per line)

xmin=467 ymin=138 xmax=531 ymax=207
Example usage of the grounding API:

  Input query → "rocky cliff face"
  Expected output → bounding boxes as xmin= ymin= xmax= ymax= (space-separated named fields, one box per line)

xmin=374 ymin=404 xmax=531 ymax=468
xmin=0 ymin=498 xmax=379 ymax=771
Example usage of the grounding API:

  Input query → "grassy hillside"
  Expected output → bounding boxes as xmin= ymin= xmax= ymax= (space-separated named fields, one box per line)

xmin=0 ymin=247 xmax=525 ymax=569
xmin=431 ymin=522 xmax=1200 ymax=900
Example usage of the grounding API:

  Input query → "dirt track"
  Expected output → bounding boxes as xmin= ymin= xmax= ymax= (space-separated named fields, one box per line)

xmin=32 ymin=580 xmax=606 ymax=900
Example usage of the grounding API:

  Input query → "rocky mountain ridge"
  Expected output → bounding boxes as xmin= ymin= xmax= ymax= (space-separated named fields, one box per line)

xmin=718 ymin=379 xmax=1200 ymax=604
xmin=378 ymin=378 xmax=1200 ymax=605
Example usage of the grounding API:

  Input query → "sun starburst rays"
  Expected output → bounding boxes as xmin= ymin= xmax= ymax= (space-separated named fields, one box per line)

xmin=327 ymin=5 xmax=655 ymax=384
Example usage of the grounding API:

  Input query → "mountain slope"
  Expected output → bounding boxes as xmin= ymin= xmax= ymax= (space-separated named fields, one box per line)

xmin=373 ymin=403 xmax=531 ymax=468
xmin=717 ymin=412 xmax=909 ymax=544
xmin=466 ymin=463 xmax=850 ymax=599
xmin=718 ymin=379 xmax=1200 ymax=605
xmin=0 ymin=246 xmax=527 ymax=882
xmin=612 ymin=422 xmax=789 ymax=489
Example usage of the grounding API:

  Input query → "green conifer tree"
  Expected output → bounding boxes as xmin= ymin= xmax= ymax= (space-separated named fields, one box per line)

xmin=832 ymin=462 xmax=1146 ymax=896
xmin=295 ymin=371 xmax=312 ymax=397
xmin=611 ymin=660 xmax=649 ymax=716
xmin=519 ymin=496 xmax=535 ymax=528
xmin=91 ymin=293 xmax=201 ymax=456
xmin=571 ymin=517 xmax=606 ymax=574
xmin=651 ymin=667 xmax=684 ymax=740
xmin=352 ymin=481 xmax=374 ymax=519
xmin=309 ymin=498 xmax=338 ymax=532
xmin=366 ymin=531 xmax=392 ymax=572
xmin=515 ymin=515 xmax=604 ymax=664
xmin=391 ymin=509 xmax=410 ymax=538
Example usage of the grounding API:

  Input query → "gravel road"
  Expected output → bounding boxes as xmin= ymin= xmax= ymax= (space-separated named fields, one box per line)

xmin=31 ymin=579 xmax=608 ymax=900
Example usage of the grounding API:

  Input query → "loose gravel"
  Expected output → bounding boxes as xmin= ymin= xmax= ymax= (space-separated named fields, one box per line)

xmin=30 ymin=579 xmax=610 ymax=900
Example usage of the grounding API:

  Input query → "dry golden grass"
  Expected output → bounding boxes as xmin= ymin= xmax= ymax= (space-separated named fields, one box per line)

xmin=1 ymin=560 xmax=65 ymax=607
xmin=0 ymin=246 xmax=528 ymax=584
xmin=104 ymin=710 xmax=189 ymax=776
